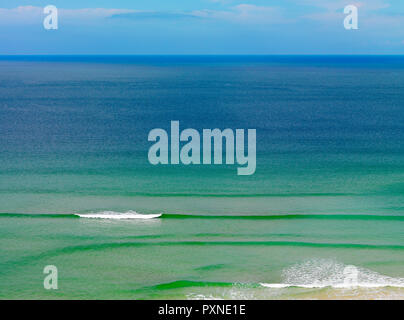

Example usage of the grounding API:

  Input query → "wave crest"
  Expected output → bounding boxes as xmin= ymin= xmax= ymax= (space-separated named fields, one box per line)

xmin=75 ymin=210 xmax=162 ymax=220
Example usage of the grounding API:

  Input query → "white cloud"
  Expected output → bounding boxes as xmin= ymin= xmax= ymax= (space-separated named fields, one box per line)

xmin=0 ymin=6 xmax=136 ymax=25
xmin=61 ymin=8 xmax=136 ymax=19
xmin=192 ymin=4 xmax=288 ymax=24
xmin=209 ymin=0 xmax=233 ymax=4
xmin=0 ymin=6 xmax=42 ymax=24
xmin=0 ymin=3 xmax=400 ymax=30
xmin=302 ymin=0 xmax=390 ymax=11
xmin=0 ymin=4 xmax=286 ymax=26
xmin=110 ymin=4 xmax=288 ymax=25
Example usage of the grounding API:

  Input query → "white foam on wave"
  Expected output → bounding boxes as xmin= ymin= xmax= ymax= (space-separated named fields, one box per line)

xmin=260 ymin=282 xmax=404 ymax=289
xmin=260 ymin=259 xmax=404 ymax=289
xmin=75 ymin=210 xmax=162 ymax=220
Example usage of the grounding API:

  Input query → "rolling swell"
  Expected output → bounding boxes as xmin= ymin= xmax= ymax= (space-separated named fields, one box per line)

xmin=0 ymin=213 xmax=79 ymax=219
xmin=43 ymin=240 xmax=404 ymax=250
xmin=5 ymin=240 xmax=404 ymax=269
xmin=161 ymin=213 xmax=404 ymax=221
xmin=142 ymin=280 xmax=247 ymax=291
xmin=2 ymin=212 xmax=404 ymax=221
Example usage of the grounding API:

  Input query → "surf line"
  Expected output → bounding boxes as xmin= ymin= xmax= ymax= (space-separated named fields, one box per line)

xmin=148 ymin=121 xmax=256 ymax=175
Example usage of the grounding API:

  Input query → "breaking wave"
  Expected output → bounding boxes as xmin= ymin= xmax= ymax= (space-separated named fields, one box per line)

xmin=261 ymin=259 xmax=404 ymax=289
xmin=75 ymin=211 xmax=162 ymax=220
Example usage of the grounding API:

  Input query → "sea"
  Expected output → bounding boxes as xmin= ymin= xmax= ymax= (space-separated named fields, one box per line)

xmin=1 ymin=55 xmax=404 ymax=299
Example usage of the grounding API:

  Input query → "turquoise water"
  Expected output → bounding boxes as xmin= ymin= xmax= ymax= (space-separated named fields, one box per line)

xmin=1 ymin=56 xmax=404 ymax=299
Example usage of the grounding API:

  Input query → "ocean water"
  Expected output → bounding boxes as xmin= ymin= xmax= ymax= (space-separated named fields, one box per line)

xmin=1 ymin=56 xmax=404 ymax=299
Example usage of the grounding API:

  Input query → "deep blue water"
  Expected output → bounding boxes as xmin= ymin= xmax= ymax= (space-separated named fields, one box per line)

xmin=0 ymin=55 xmax=404 ymax=214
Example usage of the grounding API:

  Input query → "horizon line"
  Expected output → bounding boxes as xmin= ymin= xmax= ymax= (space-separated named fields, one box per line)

xmin=1 ymin=54 xmax=404 ymax=56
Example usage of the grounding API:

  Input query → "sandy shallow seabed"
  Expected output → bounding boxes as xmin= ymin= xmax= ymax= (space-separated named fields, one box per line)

xmin=183 ymin=287 xmax=404 ymax=300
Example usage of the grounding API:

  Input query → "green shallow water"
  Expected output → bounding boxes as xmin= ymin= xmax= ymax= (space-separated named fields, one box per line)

xmin=1 ymin=214 xmax=404 ymax=299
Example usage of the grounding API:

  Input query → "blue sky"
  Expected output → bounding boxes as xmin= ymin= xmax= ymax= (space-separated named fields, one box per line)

xmin=1 ymin=0 xmax=404 ymax=54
